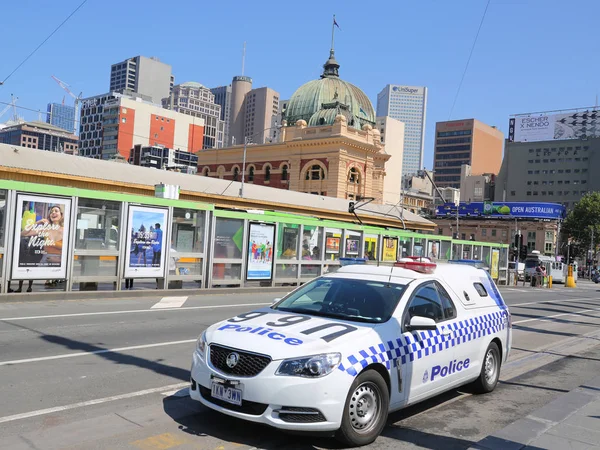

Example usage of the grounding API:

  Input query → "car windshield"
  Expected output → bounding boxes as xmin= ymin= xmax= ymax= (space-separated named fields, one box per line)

xmin=272 ymin=276 xmax=407 ymax=323
xmin=525 ymin=259 xmax=538 ymax=269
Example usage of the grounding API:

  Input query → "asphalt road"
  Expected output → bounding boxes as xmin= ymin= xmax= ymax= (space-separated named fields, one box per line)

xmin=0 ymin=282 xmax=599 ymax=450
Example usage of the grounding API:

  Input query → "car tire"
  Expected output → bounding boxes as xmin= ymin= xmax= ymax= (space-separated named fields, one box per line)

xmin=335 ymin=369 xmax=389 ymax=447
xmin=472 ymin=341 xmax=501 ymax=394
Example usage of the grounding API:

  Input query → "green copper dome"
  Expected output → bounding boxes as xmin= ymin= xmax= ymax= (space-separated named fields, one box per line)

xmin=284 ymin=51 xmax=376 ymax=130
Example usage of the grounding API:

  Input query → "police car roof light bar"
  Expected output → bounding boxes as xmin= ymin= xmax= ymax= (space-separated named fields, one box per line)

xmin=394 ymin=259 xmax=437 ymax=274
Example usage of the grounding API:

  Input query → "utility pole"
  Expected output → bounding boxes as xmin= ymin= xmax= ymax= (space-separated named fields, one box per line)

xmin=590 ymin=227 xmax=595 ymax=278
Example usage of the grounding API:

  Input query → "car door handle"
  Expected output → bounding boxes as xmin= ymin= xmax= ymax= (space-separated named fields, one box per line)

xmin=441 ymin=331 xmax=452 ymax=338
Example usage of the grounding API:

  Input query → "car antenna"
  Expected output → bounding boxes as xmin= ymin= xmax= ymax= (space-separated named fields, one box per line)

xmin=387 ymin=262 xmax=394 ymax=287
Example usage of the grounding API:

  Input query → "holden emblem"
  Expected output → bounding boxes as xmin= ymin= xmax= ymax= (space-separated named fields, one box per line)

xmin=423 ymin=370 xmax=429 ymax=383
xmin=226 ymin=352 xmax=240 ymax=368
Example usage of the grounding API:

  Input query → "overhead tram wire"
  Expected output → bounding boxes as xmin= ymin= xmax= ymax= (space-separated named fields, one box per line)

xmin=447 ymin=0 xmax=492 ymax=120
xmin=1 ymin=0 xmax=89 ymax=86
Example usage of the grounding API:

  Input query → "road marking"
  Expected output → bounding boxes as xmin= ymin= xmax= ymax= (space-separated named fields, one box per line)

xmin=509 ymin=296 xmax=600 ymax=308
xmin=0 ymin=302 xmax=270 ymax=322
xmin=0 ymin=382 xmax=188 ymax=424
xmin=151 ymin=296 xmax=188 ymax=309
xmin=513 ymin=306 xmax=600 ymax=325
xmin=132 ymin=432 xmax=188 ymax=450
xmin=161 ymin=387 xmax=189 ymax=397
xmin=0 ymin=339 xmax=196 ymax=366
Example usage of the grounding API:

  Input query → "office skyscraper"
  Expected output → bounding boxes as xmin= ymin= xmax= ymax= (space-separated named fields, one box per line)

xmin=110 ymin=56 xmax=174 ymax=104
xmin=376 ymin=85 xmax=427 ymax=177
xmin=46 ymin=103 xmax=76 ymax=134
xmin=211 ymin=85 xmax=232 ymax=146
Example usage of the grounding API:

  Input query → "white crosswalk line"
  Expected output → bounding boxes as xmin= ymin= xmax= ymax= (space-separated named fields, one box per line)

xmin=151 ymin=296 xmax=188 ymax=309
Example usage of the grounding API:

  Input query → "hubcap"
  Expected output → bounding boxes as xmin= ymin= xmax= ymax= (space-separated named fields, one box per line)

xmin=348 ymin=382 xmax=380 ymax=433
xmin=484 ymin=349 xmax=497 ymax=384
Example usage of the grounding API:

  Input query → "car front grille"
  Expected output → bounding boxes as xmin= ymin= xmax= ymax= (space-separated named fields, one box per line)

xmin=209 ymin=344 xmax=271 ymax=377
xmin=199 ymin=386 xmax=268 ymax=416
xmin=278 ymin=406 xmax=327 ymax=423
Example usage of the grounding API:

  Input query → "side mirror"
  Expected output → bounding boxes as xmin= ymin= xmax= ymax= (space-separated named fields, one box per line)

xmin=272 ymin=298 xmax=281 ymax=305
xmin=407 ymin=315 xmax=437 ymax=331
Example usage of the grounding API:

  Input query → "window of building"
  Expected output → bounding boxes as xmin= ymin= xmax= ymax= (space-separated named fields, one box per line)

xmin=548 ymin=191 xmax=554 ymax=195
xmin=491 ymin=229 xmax=497 ymax=237
xmin=527 ymin=191 xmax=532 ymax=196
xmin=306 ymin=164 xmax=325 ymax=180
xmin=545 ymin=242 xmax=553 ymax=253
xmin=533 ymin=191 xmax=539 ymax=196
xmin=249 ymin=166 xmax=255 ymax=181
xmin=233 ymin=167 xmax=239 ymax=181
xmin=533 ymin=181 xmax=539 ymax=185
xmin=281 ymin=164 xmax=289 ymax=181
xmin=527 ymin=181 xmax=532 ymax=185
xmin=528 ymin=160 xmax=533 ymax=164
xmin=264 ymin=165 xmax=271 ymax=182
xmin=482 ymin=229 xmax=487 ymax=236
xmin=527 ymin=170 xmax=533 ymax=175
xmin=348 ymin=167 xmax=360 ymax=184
xmin=534 ymin=170 xmax=540 ymax=174
xmin=511 ymin=191 xmax=516 ymax=196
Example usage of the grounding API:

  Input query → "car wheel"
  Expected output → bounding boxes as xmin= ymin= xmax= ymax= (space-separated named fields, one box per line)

xmin=335 ymin=369 xmax=389 ymax=447
xmin=473 ymin=341 xmax=501 ymax=394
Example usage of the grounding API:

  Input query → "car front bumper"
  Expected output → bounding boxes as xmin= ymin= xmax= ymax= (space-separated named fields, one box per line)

xmin=189 ymin=349 xmax=351 ymax=432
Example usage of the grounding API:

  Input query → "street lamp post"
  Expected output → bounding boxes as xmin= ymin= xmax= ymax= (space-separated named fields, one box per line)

xmin=239 ymin=124 xmax=282 ymax=198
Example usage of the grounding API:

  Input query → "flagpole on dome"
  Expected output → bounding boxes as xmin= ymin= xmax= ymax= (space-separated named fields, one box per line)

xmin=331 ymin=15 xmax=340 ymax=54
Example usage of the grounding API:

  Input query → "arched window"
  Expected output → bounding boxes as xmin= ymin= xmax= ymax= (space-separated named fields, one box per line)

xmin=202 ymin=167 xmax=210 ymax=177
xmin=249 ymin=166 xmax=255 ymax=181
xmin=348 ymin=167 xmax=360 ymax=184
xmin=306 ymin=164 xmax=325 ymax=180
xmin=264 ymin=165 xmax=271 ymax=181
xmin=233 ymin=167 xmax=239 ymax=181
xmin=281 ymin=165 xmax=289 ymax=181
xmin=217 ymin=166 xmax=225 ymax=179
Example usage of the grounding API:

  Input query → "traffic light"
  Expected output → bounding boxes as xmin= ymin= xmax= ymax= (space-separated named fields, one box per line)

xmin=519 ymin=244 xmax=528 ymax=261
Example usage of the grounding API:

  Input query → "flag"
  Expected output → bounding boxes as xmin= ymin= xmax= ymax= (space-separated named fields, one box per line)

xmin=333 ymin=16 xmax=340 ymax=30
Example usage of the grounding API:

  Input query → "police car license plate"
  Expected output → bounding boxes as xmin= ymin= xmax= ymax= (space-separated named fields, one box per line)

xmin=211 ymin=382 xmax=242 ymax=406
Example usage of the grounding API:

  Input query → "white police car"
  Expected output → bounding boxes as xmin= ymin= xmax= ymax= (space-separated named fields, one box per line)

xmin=190 ymin=260 xmax=512 ymax=447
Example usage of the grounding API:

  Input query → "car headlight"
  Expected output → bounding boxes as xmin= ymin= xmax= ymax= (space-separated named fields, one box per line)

xmin=196 ymin=331 xmax=207 ymax=357
xmin=276 ymin=353 xmax=341 ymax=378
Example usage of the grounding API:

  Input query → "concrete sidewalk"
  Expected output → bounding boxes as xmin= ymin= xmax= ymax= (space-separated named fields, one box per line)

xmin=470 ymin=375 xmax=600 ymax=450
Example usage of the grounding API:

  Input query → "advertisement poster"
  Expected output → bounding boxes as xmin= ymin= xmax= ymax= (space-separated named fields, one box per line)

xmin=436 ymin=202 xmax=565 ymax=220
xmin=326 ymin=237 xmax=340 ymax=254
xmin=491 ymin=249 xmax=500 ymax=280
xmin=427 ymin=241 xmax=440 ymax=260
xmin=12 ymin=194 xmax=72 ymax=280
xmin=511 ymin=110 xmax=600 ymax=143
xmin=346 ymin=239 xmax=359 ymax=256
xmin=124 ymin=206 xmax=168 ymax=278
xmin=247 ymin=223 xmax=275 ymax=280
xmin=382 ymin=237 xmax=398 ymax=262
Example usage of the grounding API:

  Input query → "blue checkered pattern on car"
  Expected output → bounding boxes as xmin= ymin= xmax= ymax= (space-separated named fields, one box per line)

xmin=338 ymin=311 xmax=508 ymax=377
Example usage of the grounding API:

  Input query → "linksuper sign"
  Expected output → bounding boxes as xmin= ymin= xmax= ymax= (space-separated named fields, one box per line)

xmin=436 ymin=202 xmax=566 ymax=220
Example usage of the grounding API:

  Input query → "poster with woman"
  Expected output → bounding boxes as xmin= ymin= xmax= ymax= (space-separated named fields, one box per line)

xmin=246 ymin=222 xmax=275 ymax=280
xmin=124 ymin=206 xmax=168 ymax=278
xmin=12 ymin=194 xmax=72 ymax=280
xmin=427 ymin=241 xmax=440 ymax=260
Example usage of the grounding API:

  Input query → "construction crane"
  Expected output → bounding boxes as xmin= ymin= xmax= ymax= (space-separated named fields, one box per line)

xmin=51 ymin=75 xmax=82 ymax=135
xmin=0 ymin=94 xmax=18 ymax=121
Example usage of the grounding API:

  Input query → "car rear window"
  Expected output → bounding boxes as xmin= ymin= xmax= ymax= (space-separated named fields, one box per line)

xmin=473 ymin=283 xmax=488 ymax=297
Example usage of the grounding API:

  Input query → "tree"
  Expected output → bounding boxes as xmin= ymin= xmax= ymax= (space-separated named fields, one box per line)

xmin=562 ymin=192 xmax=600 ymax=260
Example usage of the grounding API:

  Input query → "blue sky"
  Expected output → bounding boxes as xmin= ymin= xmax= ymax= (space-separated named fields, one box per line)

xmin=2 ymin=0 xmax=600 ymax=169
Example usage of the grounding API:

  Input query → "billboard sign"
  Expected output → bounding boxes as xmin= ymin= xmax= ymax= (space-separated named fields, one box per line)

xmin=12 ymin=194 xmax=72 ymax=280
xmin=436 ymin=202 xmax=566 ymax=220
xmin=510 ymin=109 xmax=600 ymax=142
xmin=246 ymin=222 xmax=275 ymax=280
xmin=124 ymin=206 xmax=168 ymax=278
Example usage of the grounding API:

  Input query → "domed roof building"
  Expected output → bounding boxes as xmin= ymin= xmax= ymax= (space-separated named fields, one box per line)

xmin=198 ymin=30 xmax=397 ymax=207
xmin=283 ymin=50 xmax=376 ymax=130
